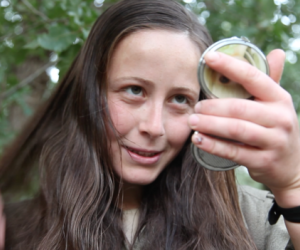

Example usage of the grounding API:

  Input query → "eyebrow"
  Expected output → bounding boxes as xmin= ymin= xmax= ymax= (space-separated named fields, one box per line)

xmin=112 ymin=76 xmax=154 ymax=86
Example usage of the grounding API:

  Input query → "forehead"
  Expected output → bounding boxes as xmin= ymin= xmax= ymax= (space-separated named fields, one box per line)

xmin=108 ymin=29 xmax=201 ymax=92
xmin=110 ymin=28 xmax=201 ymax=66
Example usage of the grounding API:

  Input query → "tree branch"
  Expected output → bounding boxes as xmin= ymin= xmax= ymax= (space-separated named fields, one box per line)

xmin=21 ymin=0 xmax=49 ymax=21
xmin=0 ymin=61 xmax=56 ymax=101
xmin=0 ymin=33 xmax=15 ymax=42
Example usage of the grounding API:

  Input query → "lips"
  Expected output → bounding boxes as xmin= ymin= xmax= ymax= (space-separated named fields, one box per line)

xmin=127 ymin=147 xmax=159 ymax=157
xmin=125 ymin=146 xmax=161 ymax=156
xmin=124 ymin=146 xmax=162 ymax=165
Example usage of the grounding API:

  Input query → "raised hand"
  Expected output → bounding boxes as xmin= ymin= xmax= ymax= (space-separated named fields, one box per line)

xmin=189 ymin=49 xmax=300 ymax=207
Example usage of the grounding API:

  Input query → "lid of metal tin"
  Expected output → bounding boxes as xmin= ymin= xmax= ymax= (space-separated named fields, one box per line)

xmin=191 ymin=143 xmax=238 ymax=171
xmin=198 ymin=37 xmax=269 ymax=100
xmin=192 ymin=37 xmax=269 ymax=171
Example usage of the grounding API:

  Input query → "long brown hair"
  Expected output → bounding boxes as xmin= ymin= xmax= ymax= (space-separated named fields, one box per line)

xmin=0 ymin=0 xmax=257 ymax=249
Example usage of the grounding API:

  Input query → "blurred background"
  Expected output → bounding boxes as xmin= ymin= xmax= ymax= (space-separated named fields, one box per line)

xmin=1 ymin=0 xmax=299 ymax=189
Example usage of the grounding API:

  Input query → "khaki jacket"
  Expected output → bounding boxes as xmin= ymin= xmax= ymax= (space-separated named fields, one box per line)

xmin=238 ymin=185 xmax=292 ymax=250
xmin=124 ymin=185 xmax=293 ymax=250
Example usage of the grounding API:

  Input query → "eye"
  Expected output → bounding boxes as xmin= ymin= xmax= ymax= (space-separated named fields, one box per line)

xmin=172 ymin=95 xmax=187 ymax=104
xmin=125 ymin=86 xmax=143 ymax=96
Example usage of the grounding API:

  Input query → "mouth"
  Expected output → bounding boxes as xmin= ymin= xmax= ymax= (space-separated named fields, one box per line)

xmin=124 ymin=146 xmax=161 ymax=157
xmin=122 ymin=146 xmax=163 ymax=165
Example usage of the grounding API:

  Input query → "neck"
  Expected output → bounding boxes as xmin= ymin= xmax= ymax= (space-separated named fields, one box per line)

xmin=117 ymin=182 xmax=143 ymax=210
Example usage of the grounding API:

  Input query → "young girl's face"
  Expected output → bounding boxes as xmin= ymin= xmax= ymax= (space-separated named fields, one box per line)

xmin=107 ymin=29 xmax=201 ymax=186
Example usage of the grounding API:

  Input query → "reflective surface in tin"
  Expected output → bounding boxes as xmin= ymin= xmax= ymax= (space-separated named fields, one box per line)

xmin=202 ymin=43 xmax=268 ymax=99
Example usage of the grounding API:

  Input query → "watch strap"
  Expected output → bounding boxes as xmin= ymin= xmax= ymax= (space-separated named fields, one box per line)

xmin=268 ymin=200 xmax=300 ymax=225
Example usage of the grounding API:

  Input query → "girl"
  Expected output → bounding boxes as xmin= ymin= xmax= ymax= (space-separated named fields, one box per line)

xmin=1 ymin=0 xmax=299 ymax=249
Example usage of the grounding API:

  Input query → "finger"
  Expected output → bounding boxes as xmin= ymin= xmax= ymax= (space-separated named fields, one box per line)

xmin=266 ymin=49 xmax=285 ymax=84
xmin=194 ymin=98 xmax=280 ymax=128
xmin=204 ymin=51 xmax=287 ymax=102
xmin=189 ymin=114 xmax=275 ymax=148
xmin=191 ymin=132 xmax=265 ymax=168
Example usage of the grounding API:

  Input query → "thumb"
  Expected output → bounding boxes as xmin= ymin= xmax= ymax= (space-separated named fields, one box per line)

xmin=266 ymin=49 xmax=285 ymax=84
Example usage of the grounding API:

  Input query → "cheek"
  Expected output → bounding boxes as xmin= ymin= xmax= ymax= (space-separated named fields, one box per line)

xmin=108 ymin=99 xmax=135 ymax=135
xmin=166 ymin=115 xmax=191 ymax=147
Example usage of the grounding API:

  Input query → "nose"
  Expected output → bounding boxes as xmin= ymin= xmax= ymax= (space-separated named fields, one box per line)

xmin=138 ymin=102 xmax=165 ymax=138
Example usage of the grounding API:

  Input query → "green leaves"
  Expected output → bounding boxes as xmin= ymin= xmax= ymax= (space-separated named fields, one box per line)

xmin=23 ymin=39 xmax=39 ymax=49
xmin=0 ymin=0 xmax=104 ymax=152
xmin=37 ymin=26 xmax=77 ymax=52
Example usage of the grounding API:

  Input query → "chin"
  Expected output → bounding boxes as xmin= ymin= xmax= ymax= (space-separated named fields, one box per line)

xmin=121 ymin=170 xmax=160 ymax=186
xmin=123 ymin=176 xmax=157 ymax=186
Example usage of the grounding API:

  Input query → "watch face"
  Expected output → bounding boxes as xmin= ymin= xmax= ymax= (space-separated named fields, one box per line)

xmin=198 ymin=37 xmax=269 ymax=100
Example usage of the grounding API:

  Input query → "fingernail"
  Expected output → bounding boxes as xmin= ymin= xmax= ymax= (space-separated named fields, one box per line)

xmin=205 ymin=51 xmax=219 ymax=62
xmin=193 ymin=131 xmax=203 ymax=144
xmin=189 ymin=114 xmax=200 ymax=127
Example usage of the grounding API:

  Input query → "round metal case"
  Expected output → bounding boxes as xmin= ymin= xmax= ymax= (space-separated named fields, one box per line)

xmin=192 ymin=37 xmax=269 ymax=171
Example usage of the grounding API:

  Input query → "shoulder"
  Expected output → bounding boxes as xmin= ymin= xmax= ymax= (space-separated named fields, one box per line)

xmin=238 ymin=185 xmax=273 ymax=216
xmin=238 ymin=185 xmax=291 ymax=250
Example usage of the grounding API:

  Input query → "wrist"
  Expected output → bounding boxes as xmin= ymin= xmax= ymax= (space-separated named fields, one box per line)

xmin=268 ymin=187 xmax=300 ymax=225
xmin=269 ymin=200 xmax=300 ymax=225
xmin=271 ymin=188 xmax=300 ymax=208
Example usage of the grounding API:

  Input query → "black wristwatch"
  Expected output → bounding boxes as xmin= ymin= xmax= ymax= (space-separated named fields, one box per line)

xmin=268 ymin=200 xmax=300 ymax=225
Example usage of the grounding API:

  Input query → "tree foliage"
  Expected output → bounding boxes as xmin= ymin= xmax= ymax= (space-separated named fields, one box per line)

xmin=1 ymin=0 xmax=300 ymax=154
